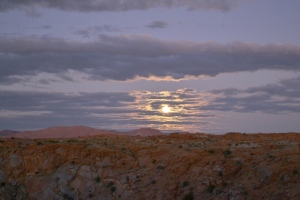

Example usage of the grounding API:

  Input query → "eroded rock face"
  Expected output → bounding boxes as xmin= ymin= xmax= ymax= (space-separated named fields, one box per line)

xmin=0 ymin=133 xmax=299 ymax=199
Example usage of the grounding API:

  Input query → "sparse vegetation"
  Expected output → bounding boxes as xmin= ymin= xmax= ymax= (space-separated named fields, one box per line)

xmin=0 ymin=131 xmax=299 ymax=199
xmin=46 ymin=140 xmax=59 ymax=143
xmin=268 ymin=154 xmax=276 ymax=160
xmin=110 ymin=186 xmax=117 ymax=193
xmin=207 ymin=149 xmax=215 ymax=154
xmin=94 ymin=176 xmax=101 ymax=183
xmin=183 ymin=191 xmax=194 ymax=200
xmin=107 ymin=181 xmax=114 ymax=188
xmin=235 ymin=160 xmax=242 ymax=166
xmin=223 ymin=149 xmax=232 ymax=156
xmin=207 ymin=185 xmax=215 ymax=193
xmin=67 ymin=139 xmax=79 ymax=143
xmin=37 ymin=141 xmax=43 ymax=146
xmin=182 ymin=181 xmax=189 ymax=187
xmin=63 ymin=193 xmax=74 ymax=200
xmin=156 ymin=165 xmax=165 ymax=170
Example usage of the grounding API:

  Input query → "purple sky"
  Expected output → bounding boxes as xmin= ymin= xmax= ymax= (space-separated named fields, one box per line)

xmin=0 ymin=0 xmax=299 ymax=133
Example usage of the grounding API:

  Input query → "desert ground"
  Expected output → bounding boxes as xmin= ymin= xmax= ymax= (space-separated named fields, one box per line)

xmin=0 ymin=127 xmax=299 ymax=200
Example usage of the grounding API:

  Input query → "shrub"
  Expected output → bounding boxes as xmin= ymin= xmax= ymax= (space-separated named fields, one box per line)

xmin=156 ymin=165 xmax=165 ymax=170
xmin=235 ymin=161 xmax=242 ymax=166
xmin=223 ymin=149 xmax=232 ymax=156
xmin=207 ymin=185 xmax=215 ymax=193
xmin=63 ymin=194 xmax=74 ymax=200
xmin=293 ymin=169 xmax=298 ymax=174
xmin=94 ymin=176 xmax=101 ymax=183
xmin=37 ymin=141 xmax=43 ymax=146
xmin=67 ymin=139 xmax=79 ymax=143
xmin=207 ymin=150 xmax=215 ymax=154
xmin=88 ymin=193 xmax=94 ymax=198
xmin=182 ymin=181 xmax=189 ymax=187
xmin=107 ymin=181 xmax=114 ymax=188
xmin=0 ymin=182 xmax=5 ymax=187
xmin=110 ymin=186 xmax=117 ymax=193
xmin=152 ymin=159 xmax=157 ymax=164
xmin=47 ymin=140 xmax=59 ymax=143
xmin=183 ymin=191 xmax=194 ymax=200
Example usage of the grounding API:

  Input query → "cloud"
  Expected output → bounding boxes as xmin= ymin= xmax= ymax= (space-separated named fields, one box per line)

xmin=74 ymin=30 xmax=91 ymax=38
xmin=75 ymin=25 xmax=120 ymax=38
xmin=1 ymin=77 xmax=299 ymax=131
xmin=0 ymin=0 xmax=239 ymax=12
xmin=0 ymin=88 xmax=214 ymax=131
xmin=0 ymin=35 xmax=299 ymax=84
xmin=0 ymin=90 xmax=138 ymax=130
xmin=146 ymin=21 xmax=168 ymax=29
xmin=202 ymin=76 xmax=300 ymax=113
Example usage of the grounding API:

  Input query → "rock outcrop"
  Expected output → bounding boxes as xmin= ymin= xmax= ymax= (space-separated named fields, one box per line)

xmin=0 ymin=132 xmax=299 ymax=199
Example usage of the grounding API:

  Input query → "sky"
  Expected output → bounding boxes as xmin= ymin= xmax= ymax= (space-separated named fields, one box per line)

xmin=0 ymin=0 xmax=300 ymax=133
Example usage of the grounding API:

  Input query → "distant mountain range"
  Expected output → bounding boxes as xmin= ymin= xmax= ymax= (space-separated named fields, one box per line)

xmin=0 ymin=126 xmax=162 ymax=139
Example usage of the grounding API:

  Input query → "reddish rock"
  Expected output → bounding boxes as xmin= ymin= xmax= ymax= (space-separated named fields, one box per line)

xmin=0 ymin=132 xmax=299 ymax=199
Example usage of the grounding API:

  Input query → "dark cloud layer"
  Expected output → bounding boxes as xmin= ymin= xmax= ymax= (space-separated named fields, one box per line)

xmin=0 ymin=35 xmax=299 ymax=84
xmin=203 ymin=76 xmax=300 ymax=113
xmin=0 ymin=0 xmax=239 ymax=12
xmin=1 ymin=77 xmax=299 ymax=131
xmin=146 ymin=21 xmax=168 ymax=29
xmin=0 ymin=90 xmax=137 ymax=130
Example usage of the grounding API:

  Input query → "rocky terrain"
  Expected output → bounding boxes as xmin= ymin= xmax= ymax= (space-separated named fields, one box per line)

xmin=0 ymin=128 xmax=299 ymax=200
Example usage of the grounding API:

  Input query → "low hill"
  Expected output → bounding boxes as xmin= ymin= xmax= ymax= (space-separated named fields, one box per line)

xmin=8 ymin=126 xmax=163 ymax=139
xmin=0 ymin=130 xmax=20 ymax=137
xmin=13 ymin=126 xmax=118 ymax=139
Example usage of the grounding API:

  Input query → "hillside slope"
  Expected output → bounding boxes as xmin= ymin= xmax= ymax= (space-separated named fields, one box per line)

xmin=0 ymin=132 xmax=299 ymax=199
xmin=8 ymin=126 xmax=163 ymax=139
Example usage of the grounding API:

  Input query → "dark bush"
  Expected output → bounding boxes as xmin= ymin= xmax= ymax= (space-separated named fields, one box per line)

xmin=223 ymin=149 xmax=232 ymax=156
xmin=183 ymin=191 xmax=194 ymax=200
xmin=207 ymin=185 xmax=215 ymax=193
xmin=110 ymin=186 xmax=117 ymax=193
xmin=94 ymin=176 xmax=101 ymax=183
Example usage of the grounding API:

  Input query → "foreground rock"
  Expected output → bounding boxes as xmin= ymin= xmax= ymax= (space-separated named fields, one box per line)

xmin=0 ymin=132 xmax=299 ymax=199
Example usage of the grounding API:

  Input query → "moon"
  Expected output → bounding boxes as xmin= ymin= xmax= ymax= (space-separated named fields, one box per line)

xmin=162 ymin=105 xmax=171 ymax=113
